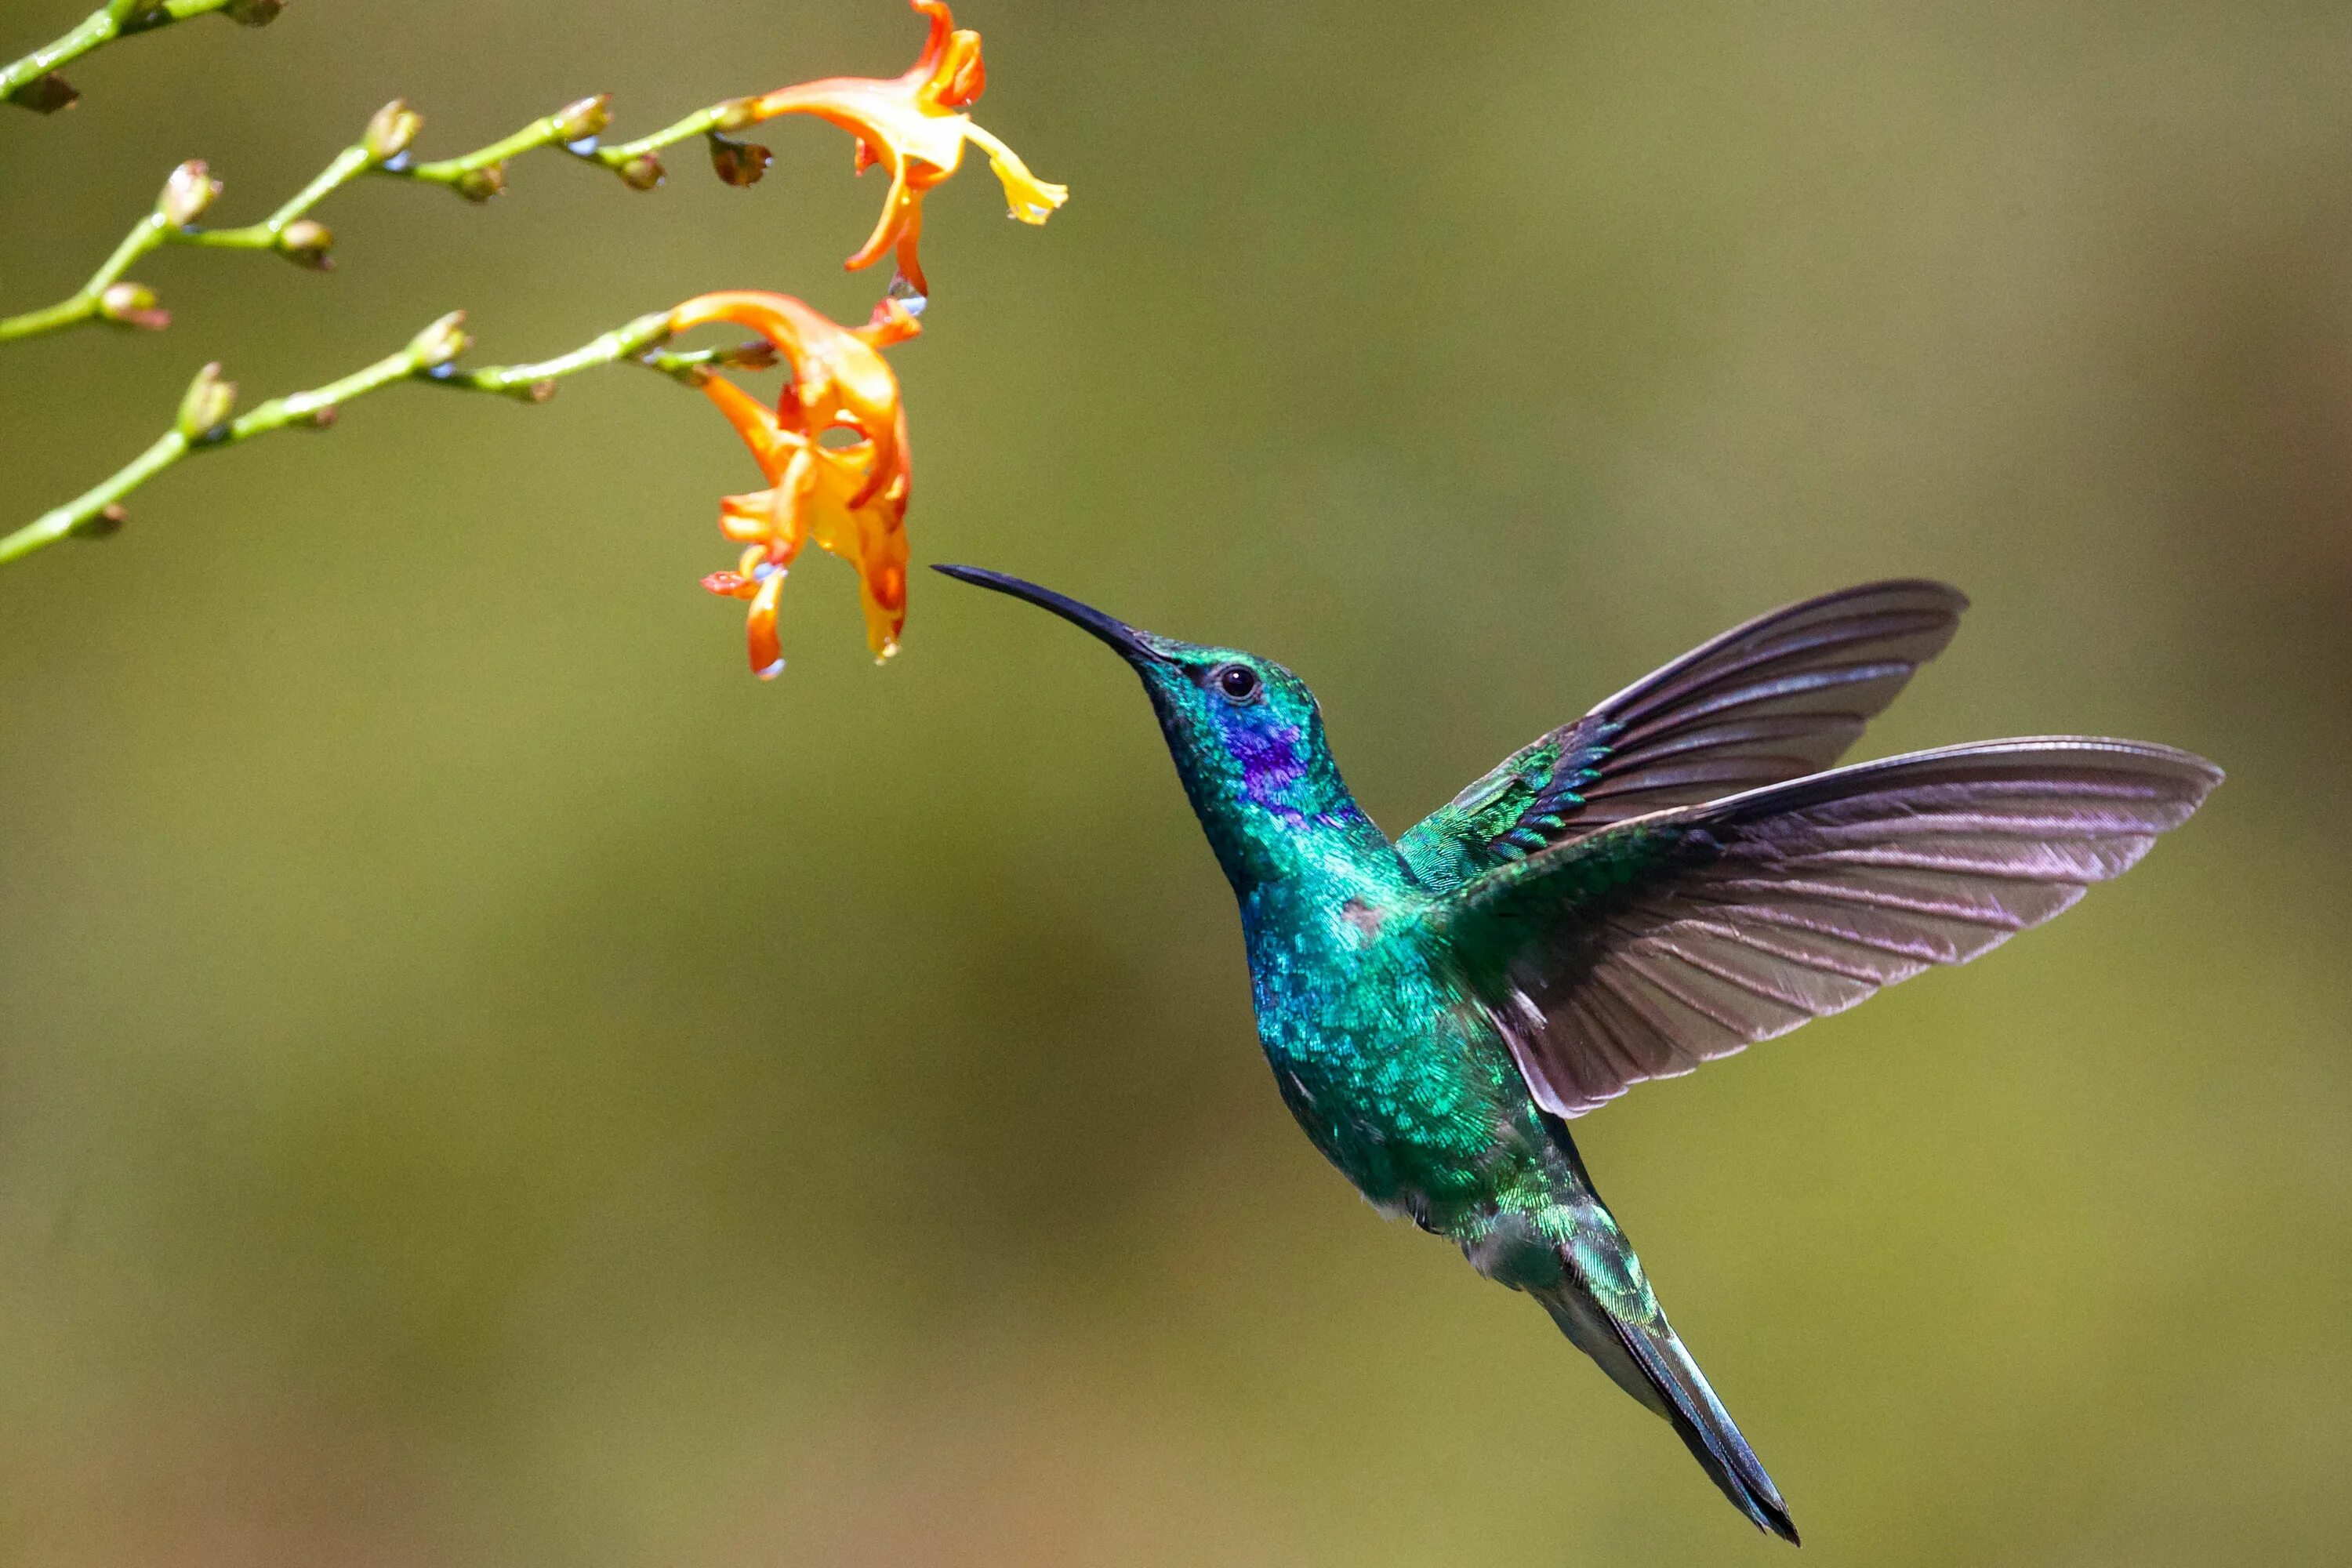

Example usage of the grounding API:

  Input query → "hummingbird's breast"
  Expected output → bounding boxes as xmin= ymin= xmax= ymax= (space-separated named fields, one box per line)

xmin=1240 ymin=884 xmax=1541 ymax=1222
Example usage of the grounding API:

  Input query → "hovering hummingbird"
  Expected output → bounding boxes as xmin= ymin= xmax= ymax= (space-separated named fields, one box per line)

xmin=936 ymin=565 xmax=2220 ymax=1543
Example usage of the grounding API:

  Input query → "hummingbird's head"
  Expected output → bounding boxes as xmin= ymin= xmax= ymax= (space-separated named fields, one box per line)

xmin=936 ymin=565 xmax=1380 ymax=890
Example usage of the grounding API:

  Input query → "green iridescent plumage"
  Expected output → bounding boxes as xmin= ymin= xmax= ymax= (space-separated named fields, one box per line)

xmin=939 ymin=566 xmax=2222 ymax=1544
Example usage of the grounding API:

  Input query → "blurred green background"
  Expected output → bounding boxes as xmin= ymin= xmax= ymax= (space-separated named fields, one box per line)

xmin=2 ymin=1 xmax=2347 ymax=1563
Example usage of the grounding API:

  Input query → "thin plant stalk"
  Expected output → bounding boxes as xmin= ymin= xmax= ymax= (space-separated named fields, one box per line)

xmin=0 ymin=310 xmax=773 ymax=566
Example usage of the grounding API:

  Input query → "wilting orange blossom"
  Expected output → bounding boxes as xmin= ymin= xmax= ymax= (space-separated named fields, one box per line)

xmin=670 ymin=289 xmax=920 ymax=676
xmin=743 ymin=0 xmax=1067 ymax=296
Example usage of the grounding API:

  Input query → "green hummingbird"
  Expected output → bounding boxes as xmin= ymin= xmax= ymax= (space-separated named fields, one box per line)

xmin=937 ymin=564 xmax=2220 ymax=1543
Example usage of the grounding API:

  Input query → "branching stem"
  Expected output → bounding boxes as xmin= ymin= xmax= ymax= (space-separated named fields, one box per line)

xmin=0 ymin=310 xmax=772 ymax=567
xmin=0 ymin=87 xmax=772 ymax=344
xmin=2 ymin=1 xmax=278 ymax=114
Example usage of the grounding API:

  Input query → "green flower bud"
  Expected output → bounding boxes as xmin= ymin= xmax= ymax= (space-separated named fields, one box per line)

xmin=158 ymin=160 xmax=220 ymax=227
xmin=365 ymin=99 xmax=422 ymax=162
xmin=406 ymin=312 xmax=470 ymax=369
xmin=452 ymin=164 xmax=505 ymax=202
xmin=96 ymin=281 xmax=169 ymax=330
xmin=614 ymin=153 xmax=665 ymax=191
xmin=275 ymin=218 xmax=334 ymax=270
xmin=551 ymin=94 xmax=612 ymax=143
xmin=176 ymin=362 xmax=236 ymax=439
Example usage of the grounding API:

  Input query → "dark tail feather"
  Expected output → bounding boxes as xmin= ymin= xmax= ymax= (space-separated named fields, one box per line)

xmin=1612 ymin=1309 xmax=1800 ymax=1544
xmin=1540 ymin=1285 xmax=1800 ymax=1544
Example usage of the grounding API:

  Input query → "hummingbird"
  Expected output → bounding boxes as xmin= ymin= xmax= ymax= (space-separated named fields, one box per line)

xmin=936 ymin=564 xmax=2220 ymax=1543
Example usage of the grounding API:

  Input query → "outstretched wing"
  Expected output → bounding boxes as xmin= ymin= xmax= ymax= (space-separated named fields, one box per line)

xmin=1398 ymin=581 xmax=1969 ymax=891
xmin=1434 ymin=739 xmax=2222 ymax=1118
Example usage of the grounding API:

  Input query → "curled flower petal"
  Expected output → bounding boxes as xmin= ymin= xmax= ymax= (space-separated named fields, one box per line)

xmin=669 ymin=290 xmax=919 ymax=670
xmin=968 ymin=126 xmax=1069 ymax=225
xmin=742 ymin=0 xmax=1066 ymax=296
xmin=747 ymin=570 xmax=787 ymax=679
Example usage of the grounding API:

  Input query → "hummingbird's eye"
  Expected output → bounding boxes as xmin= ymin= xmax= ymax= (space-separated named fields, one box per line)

xmin=1210 ymin=662 xmax=1263 ymax=703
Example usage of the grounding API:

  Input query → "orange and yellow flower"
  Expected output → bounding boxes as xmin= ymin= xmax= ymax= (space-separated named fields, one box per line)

xmin=742 ymin=0 xmax=1067 ymax=296
xmin=670 ymin=289 xmax=920 ymax=676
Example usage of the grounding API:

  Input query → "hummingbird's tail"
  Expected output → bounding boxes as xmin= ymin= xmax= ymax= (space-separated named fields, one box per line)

xmin=1535 ymin=1274 xmax=1798 ymax=1544
xmin=1504 ymin=1123 xmax=1798 ymax=1542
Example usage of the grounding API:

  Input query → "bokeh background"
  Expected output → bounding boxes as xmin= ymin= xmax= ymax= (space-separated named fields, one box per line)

xmin=2 ymin=1 xmax=2347 ymax=1563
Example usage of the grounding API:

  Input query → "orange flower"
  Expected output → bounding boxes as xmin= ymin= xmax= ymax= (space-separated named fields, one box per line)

xmin=743 ymin=0 xmax=1067 ymax=296
xmin=670 ymin=289 xmax=921 ymax=676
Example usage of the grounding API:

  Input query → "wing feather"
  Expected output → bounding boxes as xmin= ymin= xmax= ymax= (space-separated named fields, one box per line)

xmin=1439 ymin=739 xmax=2221 ymax=1116
xmin=1399 ymin=582 xmax=1968 ymax=889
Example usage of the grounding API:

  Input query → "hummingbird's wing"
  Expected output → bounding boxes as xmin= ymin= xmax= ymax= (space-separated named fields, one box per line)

xmin=1433 ymin=739 xmax=2220 ymax=1117
xmin=1397 ymin=581 xmax=1967 ymax=891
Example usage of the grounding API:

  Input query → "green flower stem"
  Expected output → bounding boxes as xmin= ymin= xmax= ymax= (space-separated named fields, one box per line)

xmin=0 ymin=88 xmax=768 ymax=346
xmin=186 ymin=143 xmax=372 ymax=247
xmin=423 ymin=310 xmax=690 ymax=397
xmin=0 ymin=140 xmax=372 ymax=343
xmin=2 ymin=1 xmax=273 ymax=112
xmin=397 ymin=103 xmax=608 ymax=188
xmin=586 ymin=97 xmax=755 ymax=167
xmin=0 ymin=308 xmax=767 ymax=568
xmin=0 ymin=211 xmax=172 ymax=341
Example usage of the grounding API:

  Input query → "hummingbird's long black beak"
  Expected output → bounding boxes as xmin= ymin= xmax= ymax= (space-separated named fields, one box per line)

xmin=933 ymin=564 xmax=1173 ymax=665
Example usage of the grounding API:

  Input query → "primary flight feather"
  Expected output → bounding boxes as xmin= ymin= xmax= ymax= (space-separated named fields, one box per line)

xmin=939 ymin=566 xmax=2220 ymax=1543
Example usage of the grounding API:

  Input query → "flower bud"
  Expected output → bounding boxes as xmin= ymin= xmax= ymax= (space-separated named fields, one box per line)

xmin=107 ymin=2 xmax=169 ymax=27
xmin=707 ymin=134 xmax=772 ymax=187
xmin=5 ymin=73 xmax=78 ymax=113
xmin=70 ymin=505 xmax=129 ymax=539
xmin=710 ymin=97 xmax=760 ymax=132
xmin=176 ymin=362 xmax=236 ymax=439
xmin=452 ymin=165 xmax=505 ymax=202
xmin=406 ymin=312 xmax=470 ymax=369
xmin=614 ymin=153 xmax=665 ymax=191
xmin=715 ymin=339 xmax=780 ymax=372
xmin=365 ymin=99 xmax=422 ymax=163
xmin=550 ymin=94 xmax=612 ymax=143
xmin=157 ymin=160 xmax=220 ymax=227
xmin=274 ymin=218 xmax=334 ymax=270
xmin=97 ymin=281 xmax=169 ymax=331
xmin=221 ymin=0 xmax=285 ymax=24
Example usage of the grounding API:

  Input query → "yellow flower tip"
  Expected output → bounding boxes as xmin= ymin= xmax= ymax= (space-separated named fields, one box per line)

xmin=988 ymin=151 xmax=1069 ymax=224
